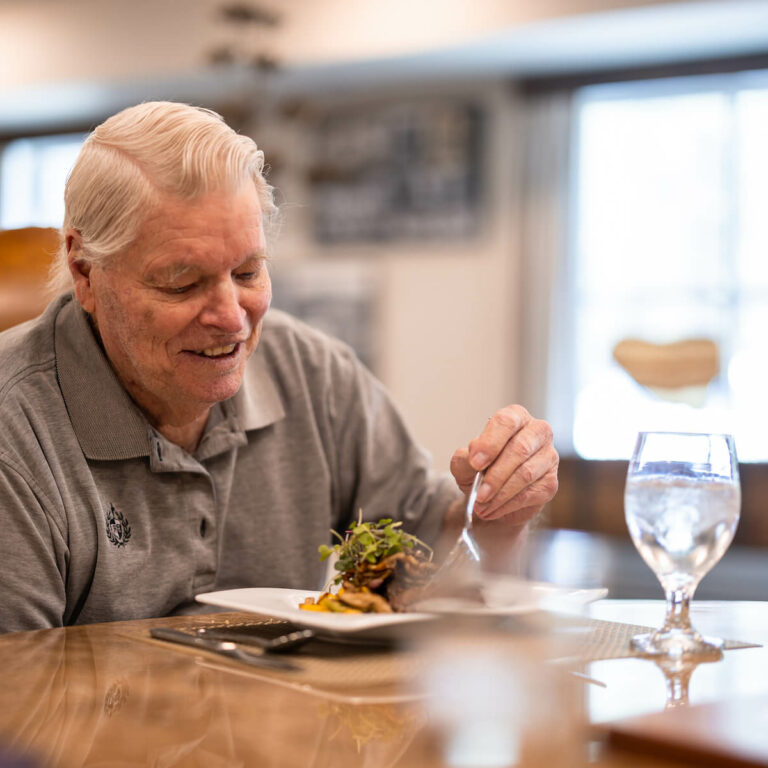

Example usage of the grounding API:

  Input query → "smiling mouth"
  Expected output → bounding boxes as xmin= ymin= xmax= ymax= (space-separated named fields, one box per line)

xmin=193 ymin=343 xmax=238 ymax=358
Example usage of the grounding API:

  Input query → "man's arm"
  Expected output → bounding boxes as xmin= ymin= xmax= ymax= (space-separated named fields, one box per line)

xmin=0 ymin=459 xmax=66 ymax=633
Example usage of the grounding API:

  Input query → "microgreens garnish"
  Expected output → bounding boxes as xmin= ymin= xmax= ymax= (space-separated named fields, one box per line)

xmin=319 ymin=513 xmax=432 ymax=585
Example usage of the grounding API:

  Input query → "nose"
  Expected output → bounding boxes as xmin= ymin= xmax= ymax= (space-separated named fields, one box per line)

xmin=198 ymin=279 xmax=247 ymax=334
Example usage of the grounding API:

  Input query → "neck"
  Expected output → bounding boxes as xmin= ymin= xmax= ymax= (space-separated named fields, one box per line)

xmin=154 ymin=411 xmax=211 ymax=454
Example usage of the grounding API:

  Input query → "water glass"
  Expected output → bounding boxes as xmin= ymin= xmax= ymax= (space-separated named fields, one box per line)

xmin=624 ymin=431 xmax=741 ymax=658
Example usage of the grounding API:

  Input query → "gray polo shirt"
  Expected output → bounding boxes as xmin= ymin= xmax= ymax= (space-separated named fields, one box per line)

xmin=0 ymin=294 xmax=458 ymax=633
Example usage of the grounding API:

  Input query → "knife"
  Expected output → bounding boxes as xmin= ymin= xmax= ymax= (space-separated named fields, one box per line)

xmin=150 ymin=627 xmax=299 ymax=671
xmin=195 ymin=626 xmax=315 ymax=652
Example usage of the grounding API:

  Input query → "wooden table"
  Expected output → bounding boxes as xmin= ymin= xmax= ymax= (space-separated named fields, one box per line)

xmin=0 ymin=600 xmax=766 ymax=768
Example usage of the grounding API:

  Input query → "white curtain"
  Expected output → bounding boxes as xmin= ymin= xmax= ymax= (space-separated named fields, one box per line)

xmin=517 ymin=89 xmax=575 ymax=453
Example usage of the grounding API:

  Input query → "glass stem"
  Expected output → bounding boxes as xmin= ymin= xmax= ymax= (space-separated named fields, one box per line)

xmin=663 ymin=667 xmax=693 ymax=708
xmin=662 ymin=587 xmax=693 ymax=633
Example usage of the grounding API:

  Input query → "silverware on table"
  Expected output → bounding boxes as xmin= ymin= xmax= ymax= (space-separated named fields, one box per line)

xmin=194 ymin=626 xmax=315 ymax=652
xmin=149 ymin=627 xmax=299 ymax=671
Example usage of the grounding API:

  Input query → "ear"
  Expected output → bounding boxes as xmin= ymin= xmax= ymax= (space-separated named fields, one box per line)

xmin=66 ymin=229 xmax=96 ymax=314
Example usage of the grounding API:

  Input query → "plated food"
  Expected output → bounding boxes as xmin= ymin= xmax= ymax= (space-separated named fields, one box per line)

xmin=197 ymin=519 xmax=608 ymax=634
xmin=300 ymin=518 xmax=436 ymax=614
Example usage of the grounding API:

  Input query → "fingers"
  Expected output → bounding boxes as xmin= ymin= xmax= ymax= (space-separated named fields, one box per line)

xmin=467 ymin=405 xmax=533 ymax=472
xmin=449 ymin=405 xmax=559 ymax=525
xmin=451 ymin=442 xmax=557 ymax=520
xmin=449 ymin=448 xmax=475 ymax=493
xmin=477 ymin=417 xmax=555 ymax=505
xmin=477 ymin=467 xmax=559 ymax=522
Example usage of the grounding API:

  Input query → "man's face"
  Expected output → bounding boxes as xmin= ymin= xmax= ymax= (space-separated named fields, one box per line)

xmin=74 ymin=184 xmax=272 ymax=427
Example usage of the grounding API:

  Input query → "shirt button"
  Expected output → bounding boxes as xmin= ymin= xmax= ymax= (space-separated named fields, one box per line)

xmin=200 ymin=518 xmax=207 ymax=538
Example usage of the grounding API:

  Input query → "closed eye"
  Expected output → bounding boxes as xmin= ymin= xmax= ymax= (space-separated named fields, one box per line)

xmin=234 ymin=260 xmax=266 ymax=283
xmin=165 ymin=283 xmax=197 ymax=295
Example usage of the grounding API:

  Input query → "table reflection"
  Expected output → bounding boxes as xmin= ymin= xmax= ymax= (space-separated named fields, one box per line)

xmin=0 ymin=620 xmax=428 ymax=768
xmin=653 ymin=653 xmax=722 ymax=709
xmin=0 ymin=602 xmax=767 ymax=768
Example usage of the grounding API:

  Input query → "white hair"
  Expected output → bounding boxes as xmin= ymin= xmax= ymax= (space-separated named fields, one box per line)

xmin=50 ymin=101 xmax=277 ymax=293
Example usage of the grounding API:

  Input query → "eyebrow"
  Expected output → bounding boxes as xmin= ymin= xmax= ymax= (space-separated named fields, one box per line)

xmin=146 ymin=264 xmax=196 ymax=285
xmin=145 ymin=254 xmax=265 ymax=285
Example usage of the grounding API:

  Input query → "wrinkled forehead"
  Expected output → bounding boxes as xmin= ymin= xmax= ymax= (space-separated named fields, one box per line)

xmin=124 ymin=185 xmax=267 ymax=274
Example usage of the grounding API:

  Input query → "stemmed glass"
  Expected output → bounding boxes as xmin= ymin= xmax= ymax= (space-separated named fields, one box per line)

xmin=624 ymin=432 xmax=741 ymax=658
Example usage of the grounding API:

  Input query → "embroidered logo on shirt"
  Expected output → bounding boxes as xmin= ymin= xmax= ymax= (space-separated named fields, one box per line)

xmin=105 ymin=504 xmax=132 ymax=548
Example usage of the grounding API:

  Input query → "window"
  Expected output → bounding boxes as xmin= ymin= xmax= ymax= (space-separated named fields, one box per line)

xmin=0 ymin=132 xmax=86 ymax=229
xmin=571 ymin=70 xmax=768 ymax=461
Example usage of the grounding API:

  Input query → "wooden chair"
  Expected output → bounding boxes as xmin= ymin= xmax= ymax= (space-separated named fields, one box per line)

xmin=0 ymin=227 xmax=60 ymax=331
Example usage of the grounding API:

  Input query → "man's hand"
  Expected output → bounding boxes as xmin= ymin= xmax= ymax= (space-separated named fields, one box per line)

xmin=450 ymin=405 xmax=559 ymax=525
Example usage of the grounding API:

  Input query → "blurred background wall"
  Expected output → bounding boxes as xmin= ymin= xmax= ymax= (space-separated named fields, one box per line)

xmin=2 ymin=0 xmax=768 ymax=558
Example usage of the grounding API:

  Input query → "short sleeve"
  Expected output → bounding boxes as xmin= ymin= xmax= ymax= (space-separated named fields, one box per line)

xmin=0 ymin=458 xmax=67 ymax=633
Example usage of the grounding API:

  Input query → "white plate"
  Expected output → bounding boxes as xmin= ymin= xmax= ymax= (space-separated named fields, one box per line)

xmin=195 ymin=581 xmax=607 ymax=640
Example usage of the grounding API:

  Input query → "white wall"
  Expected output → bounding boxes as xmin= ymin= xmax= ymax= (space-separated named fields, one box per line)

xmin=0 ymin=0 xmax=698 ymax=89
xmin=254 ymin=81 xmax=524 ymax=471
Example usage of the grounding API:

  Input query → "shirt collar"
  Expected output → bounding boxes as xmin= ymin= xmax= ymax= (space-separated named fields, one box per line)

xmin=54 ymin=295 xmax=286 ymax=461
xmin=232 ymin=344 xmax=286 ymax=431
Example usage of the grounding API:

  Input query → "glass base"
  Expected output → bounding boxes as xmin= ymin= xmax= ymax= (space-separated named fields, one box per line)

xmin=630 ymin=628 xmax=724 ymax=660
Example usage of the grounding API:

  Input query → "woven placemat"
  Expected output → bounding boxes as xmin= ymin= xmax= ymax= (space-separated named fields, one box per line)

xmin=572 ymin=617 xmax=759 ymax=662
xmin=128 ymin=612 xmax=761 ymax=693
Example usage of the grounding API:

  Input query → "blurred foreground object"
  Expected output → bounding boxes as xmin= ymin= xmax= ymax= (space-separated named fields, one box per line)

xmin=0 ymin=227 xmax=58 ymax=331
xmin=414 ymin=617 xmax=586 ymax=768
xmin=612 ymin=338 xmax=719 ymax=406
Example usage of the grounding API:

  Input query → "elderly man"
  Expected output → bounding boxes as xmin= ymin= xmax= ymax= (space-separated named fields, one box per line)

xmin=0 ymin=102 xmax=558 ymax=633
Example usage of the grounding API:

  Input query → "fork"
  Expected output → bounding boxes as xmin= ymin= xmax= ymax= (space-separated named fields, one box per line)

xmin=418 ymin=470 xmax=485 ymax=605
xmin=441 ymin=469 xmax=484 ymax=570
